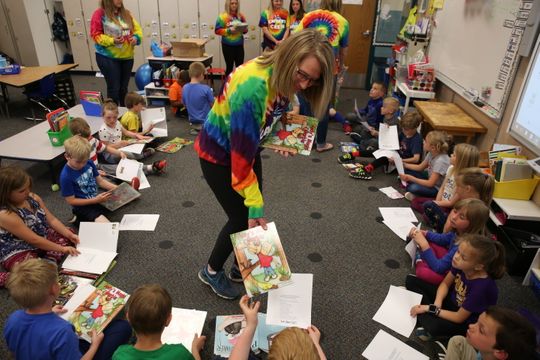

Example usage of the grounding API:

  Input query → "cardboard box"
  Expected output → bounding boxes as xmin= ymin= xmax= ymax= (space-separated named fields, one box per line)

xmin=171 ymin=39 xmax=207 ymax=58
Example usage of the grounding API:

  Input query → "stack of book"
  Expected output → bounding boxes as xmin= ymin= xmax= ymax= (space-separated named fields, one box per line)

xmin=46 ymin=108 xmax=69 ymax=132
xmin=80 ymin=90 xmax=103 ymax=116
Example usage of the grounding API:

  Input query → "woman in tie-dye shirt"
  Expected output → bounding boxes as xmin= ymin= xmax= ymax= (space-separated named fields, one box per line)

xmin=288 ymin=0 xmax=306 ymax=34
xmin=215 ymin=0 xmax=248 ymax=77
xmin=259 ymin=0 xmax=290 ymax=50
xmin=195 ymin=29 xmax=334 ymax=300
xmin=90 ymin=0 xmax=142 ymax=106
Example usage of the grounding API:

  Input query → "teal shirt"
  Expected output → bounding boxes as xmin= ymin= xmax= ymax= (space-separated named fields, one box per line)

xmin=113 ymin=343 xmax=194 ymax=360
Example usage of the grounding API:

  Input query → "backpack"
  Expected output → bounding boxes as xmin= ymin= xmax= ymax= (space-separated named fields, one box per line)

xmin=52 ymin=11 xmax=69 ymax=42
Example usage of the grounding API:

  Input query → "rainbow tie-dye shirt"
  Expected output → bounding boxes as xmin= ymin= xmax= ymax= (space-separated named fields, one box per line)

xmin=90 ymin=8 xmax=142 ymax=60
xmin=295 ymin=9 xmax=349 ymax=56
xmin=195 ymin=60 xmax=289 ymax=219
xmin=215 ymin=12 xmax=248 ymax=46
xmin=259 ymin=9 xmax=290 ymax=42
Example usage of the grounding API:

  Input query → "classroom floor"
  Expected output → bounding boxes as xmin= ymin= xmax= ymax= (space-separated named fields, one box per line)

xmin=0 ymin=73 xmax=539 ymax=359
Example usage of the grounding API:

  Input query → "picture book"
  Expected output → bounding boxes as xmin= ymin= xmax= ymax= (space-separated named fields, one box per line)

xmin=339 ymin=141 xmax=359 ymax=153
xmin=141 ymin=107 xmax=168 ymax=137
xmin=266 ymin=273 xmax=313 ymax=329
xmin=230 ymin=222 xmax=292 ymax=297
xmin=79 ymin=91 xmax=103 ymax=116
xmin=101 ymin=182 xmax=141 ymax=211
xmin=61 ymin=282 xmax=129 ymax=342
xmin=261 ymin=114 xmax=318 ymax=156
xmin=156 ymin=137 xmax=193 ymax=153
xmin=162 ymin=307 xmax=207 ymax=351
xmin=256 ymin=313 xmax=286 ymax=353
xmin=55 ymin=274 xmax=94 ymax=306
xmin=214 ymin=315 xmax=258 ymax=357
xmin=46 ymin=108 xmax=69 ymax=132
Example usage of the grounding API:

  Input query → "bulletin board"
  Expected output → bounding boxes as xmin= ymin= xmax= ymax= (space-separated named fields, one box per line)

xmin=427 ymin=0 xmax=533 ymax=120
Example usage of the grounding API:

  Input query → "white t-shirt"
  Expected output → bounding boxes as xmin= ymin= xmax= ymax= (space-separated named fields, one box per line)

xmin=99 ymin=122 xmax=123 ymax=144
xmin=442 ymin=165 xmax=456 ymax=201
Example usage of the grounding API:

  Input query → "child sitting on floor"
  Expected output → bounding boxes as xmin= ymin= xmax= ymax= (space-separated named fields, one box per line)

xmin=4 ymin=258 xmax=131 ymax=359
xmin=182 ymin=62 xmax=215 ymax=135
xmin=113 ymin=284 xmax=205 ymax=359
xmin=120 ymin=92 xmax=155 ymax=137
xmin=0 ymin=166 xmax=80 ymax=287
xmin=347 ymin=81 xmax=386 ymax=144
xmin=169 ymin=69 xmax=190 ymax=118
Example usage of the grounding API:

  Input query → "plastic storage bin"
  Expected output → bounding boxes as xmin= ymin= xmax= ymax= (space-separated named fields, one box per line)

xmin=47 ymin=125 xmax=72 ymax=147
xmin=493 ymin=176 xmax=540 ymax=200
xmin=0 ymin=64 xmax=21 ymax=75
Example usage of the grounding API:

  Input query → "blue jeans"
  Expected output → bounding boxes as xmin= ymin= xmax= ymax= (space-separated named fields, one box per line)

xmin=406 ymin=171 xmax=438 ymax=197
xmin=96 ymin=53 xmax=134 ymax=106
xmin=79 ymin=319 xmax=132 ymax=359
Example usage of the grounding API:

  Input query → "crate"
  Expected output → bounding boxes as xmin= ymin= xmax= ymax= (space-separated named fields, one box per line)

xmin=47 ymin=124 xmax=72 ymax=147
xmin=493 ymin=176 xmax=540 ymax=200
xmin=55 ymin=73 xmax=76 ymax=106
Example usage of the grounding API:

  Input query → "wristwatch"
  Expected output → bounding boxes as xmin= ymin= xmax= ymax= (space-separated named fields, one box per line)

xmin=428 ymin=304 xmax=441 ymax=316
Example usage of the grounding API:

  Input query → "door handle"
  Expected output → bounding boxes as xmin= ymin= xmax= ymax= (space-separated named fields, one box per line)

xmin=362 ymin=30 xmax=371 ymax=37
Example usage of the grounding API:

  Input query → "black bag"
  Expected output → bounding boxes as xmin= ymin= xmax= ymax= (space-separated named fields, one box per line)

xmin=52 ymin=11 xmax=69 ymax=42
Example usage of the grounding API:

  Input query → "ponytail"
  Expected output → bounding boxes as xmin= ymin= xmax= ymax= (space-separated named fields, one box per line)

xmin=464 ymin=234 xmax=506 ymax=279
xmin=456 ymin=168 xmax=495 ymax=206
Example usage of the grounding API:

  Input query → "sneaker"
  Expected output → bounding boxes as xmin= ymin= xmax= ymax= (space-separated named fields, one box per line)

xmin=343 ymin=123 xmax=353 ymax=135
xmin=364 ymin=164 xmax=374 ymax=173
xmin=349 ymin=165 xmax=372 ymax=180
xmin=152 ymin=160 xmax=167 ymax=175
xmin=350 ymin=132 xmax=362 ymax=144
xmin=434 ymin=340 xmax=447 ymax=360
xmin=198 ymin=266 xmax=240 ymax=300
xmin=228 ymin=264 xmax=243 ymax=283
xmin=131 ymin=177 xmax=140 ymax=190
xmin=67 ymin=214 xmax=78 ymax=224
xmin=405 ymin=192 xmax=416 ymax=201
xmin=142 ymin=147 xmax=156 ymax=158
xmin=338 ymin=152 xmax=355 ymax=164
xmin=189 ymin=128 xmax=200 ymax=135
xmin=415 ymin=327 xmax=432 ymax=342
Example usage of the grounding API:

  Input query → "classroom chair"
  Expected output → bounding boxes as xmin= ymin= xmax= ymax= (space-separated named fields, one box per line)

xmin=23 ymin=73 xmax=69 ymax=122
xmin=205 ymin=67 xmax=226 ymax=93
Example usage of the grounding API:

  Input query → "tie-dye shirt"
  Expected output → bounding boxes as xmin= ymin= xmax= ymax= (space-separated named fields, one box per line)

xmin=289 ymin=14 xmax=301 ymax=32
xmin=295 ymin=9 xmax=349 ymax=56
xmin=195 ymin=59 xmax=289 ymax=219
xmin=259 ymin=9 xmax=290 ymax=44
xmin=90 ymin=8 xmax=142 ymax=60
xmin=215 ymin=12 xmax=248 ymax=46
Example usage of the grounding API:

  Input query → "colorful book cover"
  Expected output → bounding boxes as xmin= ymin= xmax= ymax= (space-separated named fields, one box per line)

xmin=65 ymin=282 xmax=129 ymax=342
xmin=214 ymin=315 xmax=258 ymax=357
xmin=261 ymin=114 xmax=318 ymax=156
xmin=156 ymin=137 xmax=193 ymax=153
xmin=339 ymin=141 xmax=359 ymax=153
xmin=46 ymin=108 xmax=68 ymax=132
xmin=257 ymin=313 xmax=286 ymax=353
xmin=230 ymin=222 xmax=292 ymax=297
xmin=55 ymin=275 xmax=94 ymax=306
xmin=101 ymin=182 xmax=141 ymax=211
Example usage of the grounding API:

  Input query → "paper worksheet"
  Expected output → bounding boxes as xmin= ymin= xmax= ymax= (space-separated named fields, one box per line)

xmin=120 ymin=214 xmax=160 ymax=231
xmin=120 ymin=143 xmax=145 ymax=154
xmin=362 ymin=329 xmax=429 ymax=360
xmin=379 ymin=186 xmax=404 ymax=199
xmin=383 ymin=220 xmax=415 ymax=241
xmin=116 ymin=158 xmax=143 ymax=182
xmin=373 ymin=149 xmax=407 ymax=186
xmin=405 ymin=240 xmax=418 ymax=267
xmin=379 ymin=207 xmax=418 ymax=224
xmin=378 ymin=124 xmax=399 ymax=150
xmin=162 ymin=307 xmax=207 ymax=351
xmin=141 ymin=107 xmax=168 ymax=137
xmin=372 ymin=285 xmax=423 ymax=337
xmin=267 ymin=273 xmax=313 ymax=329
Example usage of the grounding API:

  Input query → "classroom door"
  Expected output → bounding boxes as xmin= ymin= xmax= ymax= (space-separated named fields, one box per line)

xmin=342 ymin=1 xmax=376 ymax=89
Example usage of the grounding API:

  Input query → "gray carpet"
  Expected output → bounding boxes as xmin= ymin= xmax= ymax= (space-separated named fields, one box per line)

xmin=0 ymin=73 xmax=538 ymax=360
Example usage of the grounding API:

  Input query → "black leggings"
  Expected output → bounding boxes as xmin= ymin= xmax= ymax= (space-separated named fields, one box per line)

xmin=222 ymin=43 xmax=244 ymax=78
xmin=405 ymin=274 xmax=468 ymax=338
xmin=200 ymin=155 xmax=262 ymax=271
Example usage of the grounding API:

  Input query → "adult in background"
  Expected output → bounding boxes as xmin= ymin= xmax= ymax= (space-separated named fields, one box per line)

xmin=90 ymin=0 xmax=142 ymax=106
xmin=215 ymin=0 xmax=248 ymax=78
xmin=295 ymin=0 xmax=349 ymax=152
xmin=288 ymin=0 xmax=306 ymax=34
xmin=259 ymin=0 xmax=289 ymax=51
xmin=195 ymin=29 xmax=334 ymax=299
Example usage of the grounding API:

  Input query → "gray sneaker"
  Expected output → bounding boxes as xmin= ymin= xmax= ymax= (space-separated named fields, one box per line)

xmin=198 ymin=266 xmax=240 ymax=300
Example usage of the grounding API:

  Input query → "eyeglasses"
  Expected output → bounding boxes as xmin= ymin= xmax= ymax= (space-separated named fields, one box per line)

xmin=295 ymin=68 xmax=319 ymax=86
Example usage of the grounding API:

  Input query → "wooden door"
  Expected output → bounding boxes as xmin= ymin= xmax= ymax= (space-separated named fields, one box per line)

xmin=80 ymin=0 xmax=100 ymax=71
xmin=342 ymin=0 xmax=376 ymax=88
xmin=179 ymin=0 xmax=199 ymax=40
xmin=123 ymin=0 xmax=145 ymax=71
xmin=198 ymin=0 xmax=221 ymax=68
xmin=63 ymin=0 xmax=93 ymax=71
xmin=138 ymin=0 xmax=160 ymax=59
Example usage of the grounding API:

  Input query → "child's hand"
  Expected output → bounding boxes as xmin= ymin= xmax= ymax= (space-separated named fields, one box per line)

xmin=89 ymin=330 xmax=105 ymax=345
xmin=98 ymin=170 xmax=107 ymax=177
xmin=63 ymin=246 xmax=81 ymax=256
xmin=52 ymin=305 xmax=67 ymax=315
xmin=370 ymin=129 xmax=378 ymax=137
xmin=145 ymin=124 xmax=155 ymax=134
xmin=191 ymin=333 xmax=206 ymax=354
xmin=119 ymin=152 xmax=127 ymax=159
xmin=388 ymin=157 xmax=395 ymax=164
xmin=307 ymin=325 xmax=322 ymax=345
xmin=399 ymin=173 xmax=410 ymax=182
xmin=274 ymin=149 xmax=294 ymax=158
xmin=238 ymin=295 xmax=260 ymax=327
xmin=119 ymin=140 xmax=130 ymax=147
xmin=68 ymin=232 xmax=80 ymax=245
xmin=96 ymin=191 xmax=113 ymax=203
xmin=410 ymin=304 xmax=428 ymax=317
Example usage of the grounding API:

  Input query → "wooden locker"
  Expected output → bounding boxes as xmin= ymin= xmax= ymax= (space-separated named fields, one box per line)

xmin=63 ymin=0 xmax=93 ymax=71
xmin=242 ymin=0 xmax=262 ymax=62
xmin=138 ymin=0 xmax=160 ymax=60
xmin=198 ymin=0 xmax=220 ymax=68
xmin=124 ymin=0 xmax=145 ymax=71
xmin=158 ymin=0 xmax=181 ymax=43
xmin=179 ymin=0 xmax=199 ymax=40
xmin=80 ymin=0 xmax=100 ymax=71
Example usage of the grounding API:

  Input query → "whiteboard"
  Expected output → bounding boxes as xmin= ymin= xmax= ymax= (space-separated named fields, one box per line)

xmin=428 ymin=0 xmax=533 ymax=120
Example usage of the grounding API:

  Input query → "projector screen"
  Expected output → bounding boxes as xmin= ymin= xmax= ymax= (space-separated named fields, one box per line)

xmin=509 ymin=34 xmax=540 ymax=156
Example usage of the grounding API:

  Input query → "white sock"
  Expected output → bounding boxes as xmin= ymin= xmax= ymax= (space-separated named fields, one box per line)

xmin=207 ymin=265 xmax=217 ymax=275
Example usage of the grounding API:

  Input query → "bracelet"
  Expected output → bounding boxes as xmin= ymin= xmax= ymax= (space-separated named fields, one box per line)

xmin=435 ymin=307 xmax=441 ymax=316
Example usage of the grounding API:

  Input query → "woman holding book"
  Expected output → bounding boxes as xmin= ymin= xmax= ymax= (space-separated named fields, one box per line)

xmin=90 ymin=0 xmax=142 ymax=106
xmin=194 ymin=29 xmax=334 ymax=299
xmin=215 ymin=0 xmax=249 ymax=78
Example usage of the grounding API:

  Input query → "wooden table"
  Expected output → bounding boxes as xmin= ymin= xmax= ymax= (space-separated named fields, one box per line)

xmin=414 ymin=101 xmax=487 ymax=143
xmin=0 ymin=63 xmax=78 ymax=117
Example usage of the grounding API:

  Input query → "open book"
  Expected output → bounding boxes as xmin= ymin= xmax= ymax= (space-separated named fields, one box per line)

xmin=261 ymin=114 xmax=318 ymax=156
xmin=55 ymin=274 xmax=94 ymax=306
xmin=214 ymin=315 xmax=259 ymax=357
xmin=101 ymin=182 xmax=142 ymax=211
xmin=230 ymin=222 xmax=292 ymax=297
xmin=141 ymin=107 xmax=168 ymax=137
xmin=156 ymin=137 xmax=193 ymax=153
xmin=61 ymin=281 xmax=129 ymax=342
xmin=162 ymin=308 xmax=207 ymax=352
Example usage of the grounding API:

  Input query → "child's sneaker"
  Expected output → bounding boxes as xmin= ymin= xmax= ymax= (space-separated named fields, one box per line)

xmin=434 ymin=340 xmax=447 ymax=360
xmin=131 ymin=177 xmax=140 ymax=190
xmin=364 ymin=164 xmax=374 ymax=173
xmin=343 ymin=123 xmax=353 ymax=135
xmin=198 ymin=266 xmax=240 ymax=300
xmin=228 ymin=264 xmax=243 ymax=283
xmin=349 ymin=165 xmax=372 ymax=180
xmin=405 ymin=192 xmax=416 ymax=201
xmin=142 ymin=147 xmax=156 ymax=158
xmin=415 ymin=327 xmax=432 ymax=341
xmin=338 ymin=152 xmax=355 ymax=164
xmin=152 ymin=160 xmax=167 ymax=175
xmin=350 ymin=132 xmax=362 ymax=144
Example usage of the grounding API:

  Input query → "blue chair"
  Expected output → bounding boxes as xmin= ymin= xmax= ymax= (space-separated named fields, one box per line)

xmin=23 ymin=73 xmax=69 ymax=122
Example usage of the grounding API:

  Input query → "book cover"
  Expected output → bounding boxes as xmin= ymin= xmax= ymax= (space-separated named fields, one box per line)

xmin=230 ymin=222 xmax=292 ymax=297
xmin=101 ymin=182 xmax=141 ymax=211
xmin=46 ymin=108 xmax=68 ymax=132
xmin=261 ymin=114 xmax=318 ymax=156
xmin=257 ymin=313 xmax=286 ymax=353
xmin=55 ymin=275 xmax=94 ymax=306
xmin=162 ymin=308 xmax=207 ymax=351
xmin=80 ymin=90 xmax=103 ymax=116
xmin=214 ymin=315 xmax=258 ymax=357
xmin=64 ymin=282 xmax=129 ymax=342
xmin=156 ymin=137 xmax=193 ymax=153
xmin=141 ymin=107 xmax=168 ymax=137
xmin=339 ymin=142 xmax=359 ymax=153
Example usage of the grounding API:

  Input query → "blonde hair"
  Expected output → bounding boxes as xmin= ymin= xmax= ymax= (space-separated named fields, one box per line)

xmin=321 ymin=0 xmax=343 ymax=12
xmin=461 ymin=234 xmax=506 ymax=279
xmin=100 ymin=0 xmax=134 ymax=31
xmin=64 ymin=135 xmax=91 ymax=161
xmin=399 ymin=111 xmax=422 ymax=130
xmin=68 ymin=117 xmax=91 ymax=138
xmin=453 ymin=198 xmax=489 ymax=235
xmin=383 ymin=97 xmax=400 ymax=113
xmin=425 ymin=130 xmax=449 ymax=154
xmin=268 ymin=0 xmax=284 ymax=11
xmin=7 ymin=259 xmax=58 ymax=309
xmin=456 ymin=167 xmax=495 ymax=205
xmin=450 ymin=143 xmax=480 ymax=176
xmin=0 ymin=166 xmax=32 ymax=213
xmin=102 ymin=98 xmax=119 ymax=116
xmin=225 ymin=0 xmax=240 ymax=13
xmin=127 ymin=284 xmax=172 ymax=335
xmin=124 ymin=92 xmax=145 ymax=109
xmin=188 ymin=62 xmax=206 ymax=79
xmin=257 ymin=29 xmax=334 ymax=119
xmin=268 ymin=327 xmax=320 ymax=360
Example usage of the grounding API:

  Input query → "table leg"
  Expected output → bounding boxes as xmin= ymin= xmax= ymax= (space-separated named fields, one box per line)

xmin=1 ymin=83 xmax=9 ymax=118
